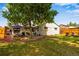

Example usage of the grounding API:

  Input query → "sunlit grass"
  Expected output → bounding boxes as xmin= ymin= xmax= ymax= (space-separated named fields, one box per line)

xmin=0 ymin=36 xmax=79 ymax=56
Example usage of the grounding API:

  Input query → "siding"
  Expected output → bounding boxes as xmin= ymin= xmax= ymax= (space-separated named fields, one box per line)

xmin=60 ymin=28 xmax=79 ymax=36
xmin=0 ymin=27 xmax=5 ymax=39
xmin=40 ymin=23 xmax=59 ymax=35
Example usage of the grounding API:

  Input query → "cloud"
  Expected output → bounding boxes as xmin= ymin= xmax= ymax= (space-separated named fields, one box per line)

xmin=2 ymin=6 xmax=8 ymax=12
xmin=0 ymin=17 xmax=8 ymax=27
xmin=55 ymin=3 xmax=72 ymax=6
xmin=0 ymin=10 xmax=3 ymax=17
xmin=65 ymin=5 xmax=71 ymax=9
xmin=74 ymin=15 xmax=79 ymax=17
xmin=0 ymin=11 xmax=8 ymax=27
xmin=74 ymin=4 xmax=79 ymax=8
xmin=66 ymin=9 xmax=79 ymax=18
xmin=67 ymin=9 xmax=79 ymax=13
xmin=55 ymin=3 xmax=79 ymax=9
xmin=73 ymin=9 xmax=79 ymax=13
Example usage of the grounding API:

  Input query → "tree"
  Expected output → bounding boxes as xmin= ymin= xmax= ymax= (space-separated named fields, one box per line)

xmin=67 ymin=21 xmax=77 ymax=26
xmin=68 ymin=22 xmax=73 ymax=26
xmin=2 ymin=3 xmax=58 ymax=37
xmin=73 ymin=22 xmax=77 ymax=26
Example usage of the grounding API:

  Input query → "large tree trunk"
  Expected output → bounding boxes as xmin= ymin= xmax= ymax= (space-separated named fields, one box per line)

xmin=28 ymin=20 xmax=33 ymax=38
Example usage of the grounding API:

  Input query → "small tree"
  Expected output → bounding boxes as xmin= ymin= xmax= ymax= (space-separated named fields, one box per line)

xmin=67 ymin=22 xmax=77 ymax=26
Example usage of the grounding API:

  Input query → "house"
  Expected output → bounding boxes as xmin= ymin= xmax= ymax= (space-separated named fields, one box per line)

xmin=11 ymin=23 xmax=60 ymax=36
xmin=0 ymin=26 xmax=10 ymax=39
xmin=38 ymin=23 xmax=60 ymax=35
xmin=10 ymin=23 xmax=79 ymax=36
xmin=11 ymin=24 xmax=39 ymax=36
xmin=11 ymin=24 xmax=22 ymax=35
xmin=0 ymin=27 xmax=5 ymax=39
xmin=60 ymin=24 xmax=79 ymax=36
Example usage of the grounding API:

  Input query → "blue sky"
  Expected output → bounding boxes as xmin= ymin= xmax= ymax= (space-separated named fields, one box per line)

xmin=0 ymin=3 xmax=79 ymax=26
xmin=52 ymin=3 xmax=79 ymax=25
xmin=0 ymin=3 xmax=7 ymax=27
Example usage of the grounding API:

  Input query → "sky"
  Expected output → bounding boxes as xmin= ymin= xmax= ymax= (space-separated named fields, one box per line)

xmin=52 ymin=3 xmax=79 ymax=25
xmin=0 ymin=3 xmax=79 ymax=26
xmin=0 ymin=3 xmax=7 ymax=27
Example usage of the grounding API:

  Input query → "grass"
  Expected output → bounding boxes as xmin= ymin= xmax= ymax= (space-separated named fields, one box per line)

xmin=51 ymin=35 xmax=79 ymax=42
xmin=0 ymin=36 xmax=79 ymax=56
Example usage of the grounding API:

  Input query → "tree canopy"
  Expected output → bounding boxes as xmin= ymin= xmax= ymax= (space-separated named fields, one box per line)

xmin=2 ymin=3 xmax=58 ymax=37
xmin=67 ymin=22 xmax=77 ymax=26
xmin=2 ymin=3 xmax=58 ymax=26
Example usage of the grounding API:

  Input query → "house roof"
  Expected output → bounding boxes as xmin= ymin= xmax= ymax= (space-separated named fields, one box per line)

xmin=12 ymin=24 xmax=22 ymax=28
xmin=54 ymin=22 xmax=60 ymax=27
xmin=59 ymin=24 xmax=79 ymax=28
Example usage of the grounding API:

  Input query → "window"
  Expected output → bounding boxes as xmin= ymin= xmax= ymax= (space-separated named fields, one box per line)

xmin=71 ymin=32 xmax=75 ymax=36
xmin=44 ymin=27 xmax=48 ymax=29
xmin=54 ymin=27 xmax=57 ymax=30
xmin=66 ymin=32 xmax=69 ymax=36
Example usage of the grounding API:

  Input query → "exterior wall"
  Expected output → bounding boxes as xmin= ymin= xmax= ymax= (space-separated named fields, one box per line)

xmin=38 ymin=24 xmax=47 ymax=35
xmin=11 ymin=23 xmax=60 ymax=36
xmin=60 ymin=28 xmax=79 ymax=36
xmin=39 ymin=23 xmax=60 ymax=35
xmin=0 ymin=27 xmax=5 ymax=39
xmin=46 ymin=23 xmax=59 ymax=35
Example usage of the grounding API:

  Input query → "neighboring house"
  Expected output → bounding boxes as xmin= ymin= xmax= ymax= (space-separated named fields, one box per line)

xmin=0 ymin=27 xmax=5 ymax=39
xmin=0 ymin=26 xmax=10 ymax=39
xmin=60 ymin=24 xmax=79 ymax=36
xmin=11 ymin=24 xmax=39 ymax=36
xmin=11 ymin=24 xmax=22 ymax=35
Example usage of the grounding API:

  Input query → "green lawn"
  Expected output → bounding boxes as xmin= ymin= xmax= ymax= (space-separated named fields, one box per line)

xmin=52 ymin=35 xmax=79 ymax=43
xmin=0 ymin=36 xmax=79 ymax=56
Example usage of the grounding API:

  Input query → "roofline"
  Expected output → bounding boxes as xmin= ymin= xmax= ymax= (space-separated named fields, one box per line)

xmin=53 ymin=22 xmax=60 ymax=27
